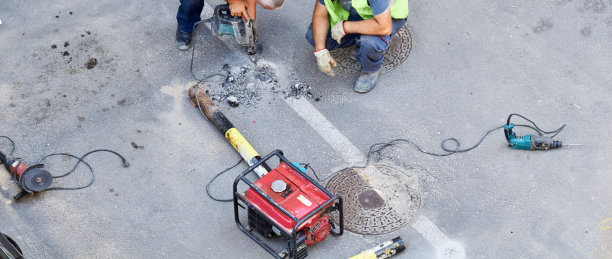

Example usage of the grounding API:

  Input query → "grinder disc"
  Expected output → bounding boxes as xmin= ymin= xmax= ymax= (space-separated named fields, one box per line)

xmin=20 ymin=166 xmax=53 ymax=192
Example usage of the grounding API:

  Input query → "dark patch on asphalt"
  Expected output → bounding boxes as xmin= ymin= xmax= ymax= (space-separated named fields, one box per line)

xmin=44 ymin=98 xmax=51 ymax=107
xmin=85 ymin=58 xmax=97 ymax=69
xmin=77 ymin=116 xmax=85 ymax=122
xmin=131 ymin=142 xmax=145 ymax=150
xmin=51 ymin=44 xmax=57 ymax=49
xmin=86 ymin=31 xmax=91 ymax=35
xmin=533 ymin=19 xmax=554 ymax=33
xmin=109 ymin=188 xmax=114 ymax=192
xmin=69 ymin=11 xmax=73 ymax=15
xmin=55 ymin=15 xmax=59 ymax=18
xmin=578 ymin=0 xmax=607 ymax=13
xmin=64 ymin=41 xmax=69 ymax=47
xmin=580 ymin=26 xmax=593 ymax=37
xmin=117 ymin=98 xmax=127 ymax=106
xmin=62 ymin=51 xmax=70 ymax=56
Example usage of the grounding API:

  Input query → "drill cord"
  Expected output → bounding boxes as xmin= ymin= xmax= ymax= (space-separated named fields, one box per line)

xmin=507 ymin=113 xmax=566 ymax=138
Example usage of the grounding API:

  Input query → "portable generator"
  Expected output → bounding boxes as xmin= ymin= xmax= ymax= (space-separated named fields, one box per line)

xmin=233 ymin=150 xmax=344 ymax=259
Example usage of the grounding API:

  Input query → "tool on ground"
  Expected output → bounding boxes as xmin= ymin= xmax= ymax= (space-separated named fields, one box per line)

xmin=0 ymin=150 xmax=53 ymax=200
xmin=0 ymin=136 xmax=129 ymax=201
xmin=350 ymin=236 xmax=406 ymax=259
xmin=201 ymin=4 xmax=260 ymax=55
xmin=189 ymin=85 xmax=269 ymax=177
xmin=188 ymin=87 xmax=344 ymax=258
xmin=503 ymin=113 xmax=580 ymax=150
xmin=0 ymin=231 xmax=23 ymax=259
xmin=234 ymin=150 xmax=344 ymax=259
xmin=366 ymin=113 xmax=580 ymax=163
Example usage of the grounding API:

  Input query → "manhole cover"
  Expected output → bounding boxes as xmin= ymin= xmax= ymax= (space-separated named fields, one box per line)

xmin=325 ymin=164 xmax=421 ymax=235
xmin=330 ymin=24 xmax=413 ymax=75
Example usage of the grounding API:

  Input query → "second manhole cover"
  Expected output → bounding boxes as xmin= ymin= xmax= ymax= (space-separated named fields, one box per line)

xmin=325 ymin=164 xmax=421 ymax=235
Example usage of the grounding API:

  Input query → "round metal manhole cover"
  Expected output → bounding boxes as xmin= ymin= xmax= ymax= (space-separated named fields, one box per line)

xmin=325 ymin=164 xmax=421 ymax=235
xmin=330 ymin=24 xmax=413 ymax=75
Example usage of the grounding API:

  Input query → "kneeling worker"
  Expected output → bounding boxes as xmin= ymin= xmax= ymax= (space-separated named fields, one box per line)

xmin=306 ymin=0 xmax=409 ymax=93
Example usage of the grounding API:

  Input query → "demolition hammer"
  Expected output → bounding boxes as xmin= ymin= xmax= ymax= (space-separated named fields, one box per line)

xmin=200 ymin=4 xmax=260 ymax=55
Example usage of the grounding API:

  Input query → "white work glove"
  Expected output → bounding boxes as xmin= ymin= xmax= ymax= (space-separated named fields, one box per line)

xmin=331 ymin=20 xmax=346 ymax=44
xmin=313 ymin=49 xmax=337 ymax=77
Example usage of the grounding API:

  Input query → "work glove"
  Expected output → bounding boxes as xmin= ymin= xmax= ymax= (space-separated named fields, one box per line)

xmin=331 ymin=20 xmax=346 ymax=44
xmin=313 ymin=49 xmax=337 ymax=77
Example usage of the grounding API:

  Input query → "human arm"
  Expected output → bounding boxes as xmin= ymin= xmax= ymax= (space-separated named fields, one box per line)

xmin=343 ymin=7 xmax=392 ymax=36
xmin=312 ymin=1 xmax=330 ymax=51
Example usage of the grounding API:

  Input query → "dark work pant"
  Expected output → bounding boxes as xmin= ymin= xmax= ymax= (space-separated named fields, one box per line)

xmin=177 ymin=0 xmax=205 ymax=33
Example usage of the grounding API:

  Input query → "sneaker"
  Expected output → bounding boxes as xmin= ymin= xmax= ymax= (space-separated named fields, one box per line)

xmin=354 ymin=71 xmax=380 ymax=93
xmin=349 ymin=47 xmax=359 ymax=61
xmin=176 ymin=27 xmax=192 ymax=51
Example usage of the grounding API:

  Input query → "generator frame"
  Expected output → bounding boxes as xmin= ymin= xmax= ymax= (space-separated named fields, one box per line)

xmin=233 ymin=150 xmax=344 ymax=259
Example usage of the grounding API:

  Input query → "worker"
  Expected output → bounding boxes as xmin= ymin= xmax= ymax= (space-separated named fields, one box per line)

xmin=176 ymin=0 xmax=285 ymax=50
xmin=306 ymin=0 xmax=409 ymax=93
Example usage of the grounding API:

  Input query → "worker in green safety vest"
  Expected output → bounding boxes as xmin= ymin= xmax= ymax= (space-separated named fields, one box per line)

xmin=305 ymin=0 xmax=409 ymax=93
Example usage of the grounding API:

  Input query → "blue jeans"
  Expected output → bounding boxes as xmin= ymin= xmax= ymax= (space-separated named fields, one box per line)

xmin=177 ymin=0 xmax=205 ymax=33
xmin=305 ymin=19 xmax=407 ymax=74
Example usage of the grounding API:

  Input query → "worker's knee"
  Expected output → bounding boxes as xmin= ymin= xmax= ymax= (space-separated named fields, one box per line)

xmin=258 ymin=0 xmax=284 ymax=10
xmin=359 ymin=35 xmax=389 ymax=54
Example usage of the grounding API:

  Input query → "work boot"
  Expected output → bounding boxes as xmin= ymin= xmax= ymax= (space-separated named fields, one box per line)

xmin=353 ymin=71 xmax=380 ymax=93
xmin=349 ymin=46 xmax=359 ymax=61
xmin=176 ymin=27 xmax=192 ymax=51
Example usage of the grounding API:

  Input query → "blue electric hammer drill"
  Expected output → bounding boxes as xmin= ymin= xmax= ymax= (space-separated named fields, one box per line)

xmin=503 ymin=114 xmax=579 ymax=150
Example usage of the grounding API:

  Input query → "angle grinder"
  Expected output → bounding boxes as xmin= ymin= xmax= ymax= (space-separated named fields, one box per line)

xmin=0 ymin=150 xmax=53 ymax=200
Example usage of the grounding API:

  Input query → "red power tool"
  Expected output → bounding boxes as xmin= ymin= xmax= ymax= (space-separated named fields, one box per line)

xmin=0 ymin=150 xmax=53 ymax=200
xmin=233 ymin=150 xmax=344 ymax=259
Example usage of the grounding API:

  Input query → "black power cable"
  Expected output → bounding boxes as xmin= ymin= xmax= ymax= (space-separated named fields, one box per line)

xmin=0 ymin=136 xmax=129 ymax=192
xmin=365 ymin=114 xmax=566 ymax=164
xmin=0 ymin=135 xmax=16 ymax=157
xmin=38 ymin=149 xmax=129 ymax=191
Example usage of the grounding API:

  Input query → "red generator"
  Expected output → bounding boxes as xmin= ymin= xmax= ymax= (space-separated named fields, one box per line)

xmin=233 ymin=150 xmax=344 ymax=259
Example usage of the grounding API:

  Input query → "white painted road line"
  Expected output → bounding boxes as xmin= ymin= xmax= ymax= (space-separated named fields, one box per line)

xmin=283 ymin=98 xmax=363 ymax=165
xmin=284 ymin=98 xmax=465 ymax=259
xmin=198 ymin=3 xmax=464 ymax=257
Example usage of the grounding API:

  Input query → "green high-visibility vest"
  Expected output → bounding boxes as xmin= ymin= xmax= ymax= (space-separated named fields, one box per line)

xmin=323 ymin=0 xmax=409 ymax=27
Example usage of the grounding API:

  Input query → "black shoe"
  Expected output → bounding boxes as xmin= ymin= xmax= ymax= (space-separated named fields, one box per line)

xmin=176 ymin=27 xmax=192 ymax=51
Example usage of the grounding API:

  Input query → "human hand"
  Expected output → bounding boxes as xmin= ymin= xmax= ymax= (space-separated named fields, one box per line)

xmin=227 ymin=0 xmax=249 ymax=18
xmin=331 ymin=20 xmax=346 ymax=44
xmin=313 ymin=49 xmax=337 ymax=77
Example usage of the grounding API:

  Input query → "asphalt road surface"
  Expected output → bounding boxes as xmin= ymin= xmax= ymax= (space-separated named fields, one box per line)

xmin=1 ymin=0 xmax=611 ymax=258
